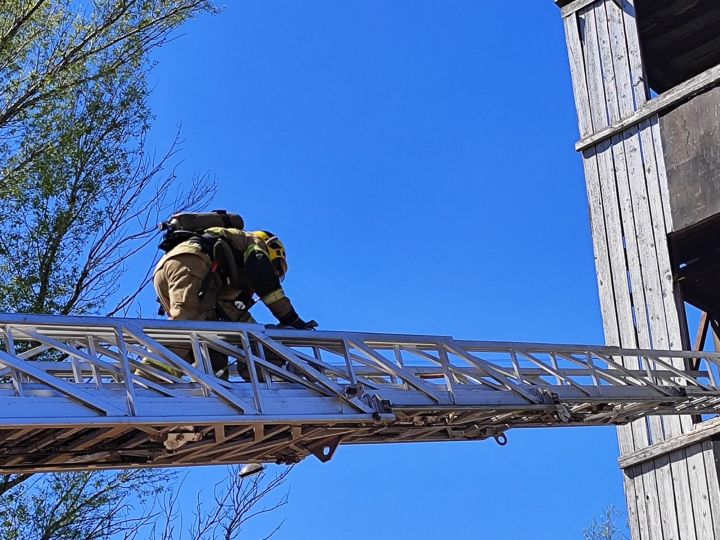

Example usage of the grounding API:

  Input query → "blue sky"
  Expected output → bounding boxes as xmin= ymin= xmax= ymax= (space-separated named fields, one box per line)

xmin=142 ymin=1 xmax=629 ymax=538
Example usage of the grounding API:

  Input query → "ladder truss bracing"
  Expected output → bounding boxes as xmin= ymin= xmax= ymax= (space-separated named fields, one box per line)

xmin=1 ymin=313 xmax=719 ymax=473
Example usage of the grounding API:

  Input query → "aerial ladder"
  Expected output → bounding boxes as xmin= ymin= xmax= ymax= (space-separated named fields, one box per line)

xmin=0 ymin=312 xmax=719 ymax=473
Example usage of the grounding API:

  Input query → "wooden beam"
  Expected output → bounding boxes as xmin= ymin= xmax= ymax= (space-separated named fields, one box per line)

xmin=576 ymin=62 xmax=720 ymax=151
xmin=619 ymin=417 xmax=720 ymax=468
xmin=559 ymin=0 xmax=600 ymax=18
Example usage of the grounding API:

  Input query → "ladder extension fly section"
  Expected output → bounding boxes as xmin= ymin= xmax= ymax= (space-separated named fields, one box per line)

xmin=1 ymin=313 xmax=720 ymax=473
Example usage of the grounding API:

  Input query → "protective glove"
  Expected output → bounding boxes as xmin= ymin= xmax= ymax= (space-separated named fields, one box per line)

xmin=267 ymin=316 xmax=318 ymax=330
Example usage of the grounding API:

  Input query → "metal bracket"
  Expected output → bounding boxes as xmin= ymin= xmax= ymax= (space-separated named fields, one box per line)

xmin=465 ymin=425 xmax=508 ymax=446
xmin=361 ymin=392 xmax=392 ymax=420
xmin=345 ymin=383 xmax=363 ymax=398
xmin=306 ymin=435 xmax=342 ymax=463
xmin=539 ymin=389 xmax=574 ymax=423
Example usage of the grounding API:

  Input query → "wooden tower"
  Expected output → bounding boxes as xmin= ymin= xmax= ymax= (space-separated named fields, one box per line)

xmin=556 ymin=0 xmax=720 ymax=538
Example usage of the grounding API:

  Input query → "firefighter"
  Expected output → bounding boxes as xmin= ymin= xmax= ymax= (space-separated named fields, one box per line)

xmin=152 ymin=228 xmax=317 ymax=379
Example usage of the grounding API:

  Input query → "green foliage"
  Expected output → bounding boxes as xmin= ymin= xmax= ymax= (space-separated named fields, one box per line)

xmin=0 ymin=0 xmax=216 ymax=137
xmin=583 ymin=506 xmax=629 ymax=540
xmin=0 ymin=60 xmax=150 ymax=313
xmin=0 ymin=469 xmax=171 ymax=540
xmin=0 ymin=0 xmax=215 ymax=315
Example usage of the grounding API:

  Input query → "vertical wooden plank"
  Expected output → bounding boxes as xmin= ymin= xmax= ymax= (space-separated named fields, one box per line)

xmin=625 ymin=470 xmax=645 ymax=540
xmin=701 ymin=439 xmax=720 ymax=538
xmin=581 ymin=3 xmax=610 ymax=130
xmin=581 ymin=148 xmax=621 ymax=367
xmin=654 ymin=455 xmax=681 ymax=540
xmin=670 ymin=449 xmax=698 ymax=540
xmin=641 ymin=459 xmax=666 ymax=540
xmin=563 ymin=13 xmax=594 ymax=137
xmin=628 ymin=464 xmax=652 ymax=540
xmin=581 ymin=3 xmax=622 ymax=317
xmin=594 ymin=4 xmax=621 ymax=123
xmin=686 ymin=443 xmax=713 ymax=540
xmin=620 ymin=0 xmax=648 ymax=110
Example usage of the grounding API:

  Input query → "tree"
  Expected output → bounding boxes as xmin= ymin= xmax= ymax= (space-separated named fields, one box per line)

xmin=0 ymin=2 xmax=288 ymax=538
xmin=0 ymin=467 xmax=291 ymax=540
xmin=583 ymin=506 xmax=629 ymax=540
xmin=146 ymin=467 xmax=291 ymax=540
xmin=0 ymin=0 xmax=215 ymax=138
xmin=0 ymin=470 xmax=167 ymax=540
xmin=0 ymin=0 xmax=215 ymax=316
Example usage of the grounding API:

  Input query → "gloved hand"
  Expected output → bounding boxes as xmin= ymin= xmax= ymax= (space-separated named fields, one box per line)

xmin=267 ymin=316 xmax=318 ymax=330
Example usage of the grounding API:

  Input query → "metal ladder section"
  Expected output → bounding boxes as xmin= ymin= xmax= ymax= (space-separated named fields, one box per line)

xmin=0 ymin=313 xmax=719 ymax=473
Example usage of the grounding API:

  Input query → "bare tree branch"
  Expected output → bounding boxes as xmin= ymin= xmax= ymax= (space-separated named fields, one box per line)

xmin=143 ymin=467 xmax=291 ymax=540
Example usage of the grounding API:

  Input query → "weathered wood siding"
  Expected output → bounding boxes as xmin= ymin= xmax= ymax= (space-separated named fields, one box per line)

xmin=560 ymin=0 xmax=720 ymax=538
xmin=661 ymin=85 xmax=720 ymax=233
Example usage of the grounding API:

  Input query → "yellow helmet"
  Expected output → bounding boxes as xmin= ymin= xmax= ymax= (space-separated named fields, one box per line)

xmin=251 ymin=230 xmax=288 ymax=279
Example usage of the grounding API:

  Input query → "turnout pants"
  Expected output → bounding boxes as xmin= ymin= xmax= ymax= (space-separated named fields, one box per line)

xmin=153 ymin=254 xmax=229 ymax=380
